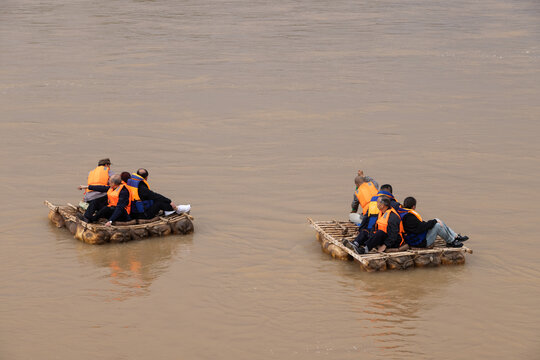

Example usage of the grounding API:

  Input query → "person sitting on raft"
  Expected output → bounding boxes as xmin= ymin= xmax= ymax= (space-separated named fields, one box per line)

xmin=82 ymin=158 xmax=113 ymax=222
xmin=349 ymin=170 xmax=379 ymax=225
xmin=344 ymin=196 xmax=404 ymax=254
xmin=78 ymin=174 xmax=131 ymax=226
xmin=125 ymin=168 xmax=190 ymax=219
xmin=400 ymin=196 xmax=468 ymax=248
xmin=352 ymin=185 xmax=397 ymax=242
xmin=378 ymin=184 xmax=402 ymax=211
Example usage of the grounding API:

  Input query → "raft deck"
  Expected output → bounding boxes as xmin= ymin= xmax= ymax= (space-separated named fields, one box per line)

xmin=46 ymin=200 xmax=194 ymax=245
xmin=308 ymin=218 xmax=472 ymax=272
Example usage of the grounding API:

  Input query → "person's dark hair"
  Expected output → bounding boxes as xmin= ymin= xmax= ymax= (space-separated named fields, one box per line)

xmin=380 ymin=184 xmax=393 ymax=194
xmin=120 ymin=172 xmax=131 ymax=183
xmin=403 ymin=197 xmax=416 ymax=209
xmin=137 ymin=168 xmax=148 ymax=179
xmin=378 ymin=196 xmax=391 ymax=208
xmin=98 ymin=158 xmax=111 ymax=166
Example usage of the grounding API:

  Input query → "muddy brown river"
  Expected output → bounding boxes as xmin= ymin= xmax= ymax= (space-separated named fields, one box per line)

xmin=1 ymin=0 xmax=539 ymax=359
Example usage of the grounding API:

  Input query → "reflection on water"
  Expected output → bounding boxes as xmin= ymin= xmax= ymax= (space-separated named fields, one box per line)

xmin=348 ymin=268 xmax=465 ymax=356
xmin=74 ymin=234 xmax=193 ymax=301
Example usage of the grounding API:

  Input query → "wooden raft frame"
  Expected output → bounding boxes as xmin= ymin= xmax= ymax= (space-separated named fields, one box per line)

xmin=45 ymin=200 xmax=194 ymax=244
xmin=308 ymin=218 xmax=472 ymax=272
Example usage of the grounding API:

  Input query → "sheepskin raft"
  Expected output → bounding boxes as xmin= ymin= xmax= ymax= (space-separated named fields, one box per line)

xmin=308 ymin=218 xmax=473 ymax=272
xmin=45 ymin=200 xmax=194 ymax=245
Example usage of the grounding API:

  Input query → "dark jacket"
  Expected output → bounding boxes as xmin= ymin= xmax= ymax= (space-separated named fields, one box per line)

xmin=87 ymin=185 xmax=130 ymax=222
xmin=383 ymin=211 xmax=403 ymax=248
xmin=137 ymin=181 xmax=171 ymax=204
xmin=402 ymin=213 xmax=437 ymax=235
xmin=390 ymin=199 xmax=401 ymax=212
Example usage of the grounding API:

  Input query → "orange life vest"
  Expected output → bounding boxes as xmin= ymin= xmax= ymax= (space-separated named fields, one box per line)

xmin=125 ymin=173 xmax=150 ymax=201
xmin=355 ymin=182 xmax=378 ymax=215
xmin=376 ymin=208 xmax=405 ymax=246
xmin=87 ymin=166 xmax=110 ymax=192
xmin=107 ymin=183 xmax=132 ymax=214
xmin=401 ymin=208 xmax=422 ymax=222
xmin=399 ymin=208 xmax=426 ymax=246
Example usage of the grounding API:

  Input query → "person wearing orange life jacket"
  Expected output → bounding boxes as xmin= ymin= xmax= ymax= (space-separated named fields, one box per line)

xmin=128 ymin=168 xmax=190 ymax=219
xmin=125 ymin=171 xmax=154 ymax=218
xmin=347 ymin=187 xmax=397 ymax=249
xmin=400 ymin=197 xmax=468 ymax=248
xmin=349 ymin=170 xmax=379 ymax=224
xmin=82 ymin=158 xmax=113 ymax=221
xmin=78 ymin=174 xmax=131 ymax=225
xmin=345 ymin=196 xmax=404 ymax=254
xmin=359 ymin=184 xmax=400 ymax=230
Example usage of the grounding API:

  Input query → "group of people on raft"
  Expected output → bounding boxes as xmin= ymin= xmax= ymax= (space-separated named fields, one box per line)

xmin=77 ymin=158 xmax=191 ymax=226
xmin=344 ymin=170 xmax=469 ymax=255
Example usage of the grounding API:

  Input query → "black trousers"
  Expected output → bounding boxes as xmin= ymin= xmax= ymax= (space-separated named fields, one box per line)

xmin=365 ymin=230 xmax=387 ymax=251
xmin=145 ymin=199 xmax=173 ymax=219
xmin=84 ymin=196 xmax=108 ymax=221
xmin=90 ymin=206 xmax=130 ymax=223
xmin=354 ymin=229 xmax=370 ymax=246
xmin=354 ymin=230 xmax=387 ymax=251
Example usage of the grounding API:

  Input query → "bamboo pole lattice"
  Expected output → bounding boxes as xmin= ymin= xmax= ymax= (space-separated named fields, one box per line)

xmin=308 ymin=218 xmax=472 ymax=271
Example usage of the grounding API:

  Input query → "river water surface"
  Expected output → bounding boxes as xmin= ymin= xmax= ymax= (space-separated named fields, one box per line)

xmin=1 ymin=0 xmax=539 ymax=359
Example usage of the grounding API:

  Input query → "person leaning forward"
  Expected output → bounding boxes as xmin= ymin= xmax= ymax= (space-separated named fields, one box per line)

xmin=78 ymin=174 xmax=131 ymax=226
xmin=82 ymin=158 xmax=113 ymax=221
xmin=126 ymin=168 xmax=190 ymax=219
xmin=400 ymin=196 xmax=468 ymax=248
xmin=349 ymin=170 xmax=379 ymax=224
